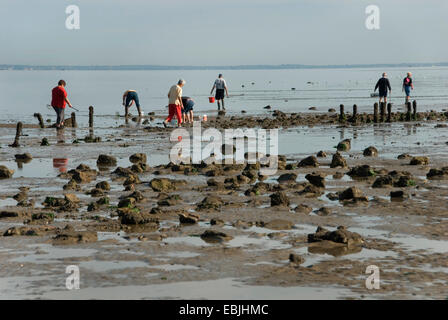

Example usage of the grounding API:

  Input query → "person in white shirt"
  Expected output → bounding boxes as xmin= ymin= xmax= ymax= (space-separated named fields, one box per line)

xmin=210 ymin=74 xmax=229 ymax=110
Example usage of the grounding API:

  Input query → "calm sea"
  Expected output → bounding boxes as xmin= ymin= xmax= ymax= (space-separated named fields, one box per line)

xmin=1 ymin=66 xmax=447 ymax=125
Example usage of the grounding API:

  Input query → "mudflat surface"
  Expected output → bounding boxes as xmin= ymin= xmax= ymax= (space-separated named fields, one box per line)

xmin=1 ymin=112 xmax=448 ymax=300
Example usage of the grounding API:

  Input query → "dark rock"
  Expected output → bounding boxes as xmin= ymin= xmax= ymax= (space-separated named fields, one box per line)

xmin=316 ymin=151 xmax=327 ymax=158
xmin=0 ymin=166 xmax=14 ymax=179
xmin=363 ymin=146 xmax=378 ymax=157
xmin=97 ymin=154 xmax=117 ymax=167
xmin=294 ymin=204 xmax=312 ymax=214
xmin=149 ymin=178 xmax=174 ymax=192
xmin=307 ymin=226 xmax=364 ymax=246
xmin=337 ymin=139 xmax=351 ymax=151
xmin=305 ymin=173 xmax=325 ymax=188
xmin=197 ymin=196 xmax=223 ymax=211
xmin=95 ymin=181 xmax=111 ymax=191
xmin=339 ymin=187 xmax=364 ymax=200
xmin=277 ymin=173 xmax=297 ymax=184
xmin=270 ymin=191 xmax=290 ymax=206
xmin=298 ymin=156 xmax=319 ymax=167
xmin=129 ymin=153 xmax=147 ymax=164
xmin=330 ymin=152 xmax=347 ymax=168
xmin=289 ymin=253 xmax=305 ymax=265
xmin=347 ymin=165 xmax=375 ymax=178
xmin=410 ymin=156 xmax=429 ymax=165
xmin=200 ymin=230 xmax=233 ymax=243
xmin=178 ymin=213 xmax=199 ymax=224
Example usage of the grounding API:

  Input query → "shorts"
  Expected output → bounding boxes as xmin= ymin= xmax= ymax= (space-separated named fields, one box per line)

xmin=125 ymin=91 xmax=140 ymax=107
xmin=215 ymin=89 xmax=225 ymax=100
xmin=182 ymin=100 xmax=194 ymax=113
xmin=404 ymin=86 xmax=411 ymax=96
xmin=379 ymin=90 xmax=388 ymax=98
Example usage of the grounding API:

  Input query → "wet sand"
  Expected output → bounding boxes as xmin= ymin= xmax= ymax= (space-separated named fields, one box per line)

xmin=1 ymin=110 xmax=448 ymax=300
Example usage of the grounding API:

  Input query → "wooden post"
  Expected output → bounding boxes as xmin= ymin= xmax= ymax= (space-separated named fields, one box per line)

xmin=380 ymin=102 xmax=386 ymax=122
xmin=387 ymin=103 xmax=392 ymax=122
xmin=373 ymin=103 xmax=378 ymax=123
xmin=406 ymin=102 xmax=411 ymax=121
xmin=9 ymin=122 xmax=22 ymax=147
xmin=71 ymin=112 xmax=77 ymax=128
xmin=412 ymin=100 xmax=417 ymax=119
xmin=33 ymin=113 xmax=45 ymax=128
xmin=89 ymin=106 xmax=94 ymax=128
xmin=339 ymin=104 xmax=345 ymax=122
xmin=351 ymin=104 xmax=357 ymax=122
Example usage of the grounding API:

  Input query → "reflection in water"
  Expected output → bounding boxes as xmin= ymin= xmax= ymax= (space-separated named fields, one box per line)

xmin=56 ymin=127 xmax=65 ymax=143
xmin=308 ymin=243 xmax=362 ymax=257
xmin=53 ymin=158 xmax=68 ymax=173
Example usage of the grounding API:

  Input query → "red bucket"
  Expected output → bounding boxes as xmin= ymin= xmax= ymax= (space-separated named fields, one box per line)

xmin=209 ymin=97 xmax=215 ymax=103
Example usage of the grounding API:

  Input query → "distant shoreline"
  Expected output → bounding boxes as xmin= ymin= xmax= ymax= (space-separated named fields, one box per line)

xmin=1 ymin=62 xmax=448 ymax=71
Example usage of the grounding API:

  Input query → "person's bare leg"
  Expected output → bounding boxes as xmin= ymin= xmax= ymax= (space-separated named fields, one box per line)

xmin=189 ymin=110 xmax=193 ymax=123
xmin=136 ymin=106 xmax=142 ymax=117
xmin=222 ymin=99 xmax=225 ymax=110
xmin=125 ymin=106 xmax=130 ymax=118
xmin=217 ymin=101 xmax=221 ymax=110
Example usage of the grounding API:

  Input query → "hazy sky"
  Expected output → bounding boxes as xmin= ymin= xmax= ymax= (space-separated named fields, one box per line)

xmin=1 ymin=0 xmax=447 ymax=66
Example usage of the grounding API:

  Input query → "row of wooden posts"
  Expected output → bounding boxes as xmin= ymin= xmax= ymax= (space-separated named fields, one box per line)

xmin=10 ymin=106 xmax=95 ymax=147
xmin=339 ymin=100 xmax=418 ymax=123
xmin=8 ymin=101 xmax=419 ymax=148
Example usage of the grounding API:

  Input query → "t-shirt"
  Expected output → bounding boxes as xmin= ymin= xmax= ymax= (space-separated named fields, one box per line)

xmin=375 ymin=78 xmax=391 ymax=92
xmin=214 ymin=78 xmax=227 ymax=90
xmin=403 ymin=77 xmax=413 ymax=87
xmin=51 ymin=86 xmax=67 ymax=109
xmin=168 ymin=85 xmax=182 ymax=105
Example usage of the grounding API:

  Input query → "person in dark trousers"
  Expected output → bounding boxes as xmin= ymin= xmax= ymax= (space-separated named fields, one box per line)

xmin=374 ymin=73 xmax=392 ymax=104
xmin=123 ymin=90 xmax=142 ymax=118
xmin=210 ymin=74 xmax=229 ymax=110
xmin=402 ymin=72 xmax=414 ymax=104
xmin=51 ymin=80 xmax=73 ymax=129
xmin=181 ymin=96 xmax=195 ymax=124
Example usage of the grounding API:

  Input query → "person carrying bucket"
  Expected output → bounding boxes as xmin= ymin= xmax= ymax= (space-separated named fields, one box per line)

xmin=163 ymin=79 xmax=185 ymax=128
xmin=122 ymin=90 xmax=143 ymax=118
xmin=51 ymin=80 xmax=74 ymax=129
xmin=210 ymin=74 xmax=229 ymax=111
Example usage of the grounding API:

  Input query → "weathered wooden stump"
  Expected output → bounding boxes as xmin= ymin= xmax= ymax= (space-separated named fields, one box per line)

xmin=380 ymin=102 xmax=386 ymax=122
xmin=89 ymin=106 xmax=94 ymax=128
xmin=71 ymin=112 xmax=77 ymax=128
xmin=373 ymin=103 xmax=378 ymax=123
xmin=33 ymin=113 xmax=45 ymax=128
xmin=387 ymin=103 xmax=392 ymax=122
xmin=9 ymin=122 xmax=23 ymax=147
xmin=412 ymin=100 xmax=417 ymax=119
xmin=406 ymin=102 xmax=412 ymax=121
xmin=339 ymin=104 xmax=345 ymax=122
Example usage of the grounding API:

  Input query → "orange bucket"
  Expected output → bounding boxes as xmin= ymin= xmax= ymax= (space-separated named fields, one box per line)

xmin=209 ymin=97 xmax=215 ymax=103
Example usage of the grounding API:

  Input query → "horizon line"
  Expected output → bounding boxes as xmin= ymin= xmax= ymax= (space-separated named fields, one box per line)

xmin=1 ymin=62 xmax=447 ymax=71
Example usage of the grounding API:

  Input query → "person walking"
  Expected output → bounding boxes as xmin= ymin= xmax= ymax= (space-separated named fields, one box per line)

xmin=51 ymin=80 xmax=73 ymax=129
xmin=122 ymin=90 xmax=143 ymax=118
xmin=402 ymin=72 xmax=414 ymax=104
xmin=181 ymin=96 xmax=195 ymax=124
xmin=374 ymin=72 xmax=392 ymax=104
xmin=163 ymin=79 xmax=185 ymax=128
xmin=210 ymin=74 xmax=229 ymax=110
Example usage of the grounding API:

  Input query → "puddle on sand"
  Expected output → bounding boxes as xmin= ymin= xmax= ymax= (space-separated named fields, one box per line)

xmin=10 ymin=244 xmax=97 ymax=264
xmin=0 ymin=159 xmax=70 ymax=178
xmin=149 ymin=264 xmax=200 ymax=271
xmin=79 ymin=260 xmax=150 ymax=272
xmin=29 ymin=277 xmax=353 ymax=300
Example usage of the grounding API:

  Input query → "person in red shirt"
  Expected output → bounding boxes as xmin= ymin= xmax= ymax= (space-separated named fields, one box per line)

xmin=51 ymin=80 xmax=73 ymax=128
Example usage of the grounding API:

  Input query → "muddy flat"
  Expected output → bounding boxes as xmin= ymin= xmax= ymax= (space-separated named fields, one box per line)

xmin=1 ymin=113 xmax=448 ymax=300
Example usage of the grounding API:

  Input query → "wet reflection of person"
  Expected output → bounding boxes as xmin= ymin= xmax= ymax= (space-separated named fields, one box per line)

xmin=57 ymin=127 xmax=65 ymax=143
